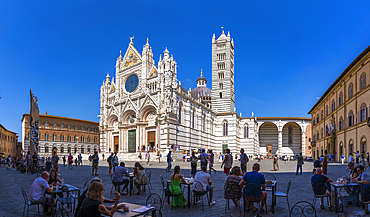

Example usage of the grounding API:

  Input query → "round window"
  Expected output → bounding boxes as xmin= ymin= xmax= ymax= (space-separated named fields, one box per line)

xmin=125 ymin=74 xmax=139 ymax=93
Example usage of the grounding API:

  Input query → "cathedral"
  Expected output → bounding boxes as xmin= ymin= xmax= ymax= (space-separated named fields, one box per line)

xmin=99 ymin=30 xmax=311 ymax=157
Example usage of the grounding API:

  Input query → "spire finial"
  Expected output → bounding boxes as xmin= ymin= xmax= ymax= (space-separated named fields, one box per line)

xmin=201 ymin=69 xmax=203 ymax=76
xmin=221 ymin=25 xmax=225 ymax=34
xmin=146 ymin=37 xmax=149 ymax=45
xmin=129 ymin=35 xmax=135 ymax=43
xmin=119 ymin=50 xmax=122 ymax=58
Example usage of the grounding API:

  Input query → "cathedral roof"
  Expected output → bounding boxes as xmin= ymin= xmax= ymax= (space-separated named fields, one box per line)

xmin=191 ymin=86 xmax=211 ymax=98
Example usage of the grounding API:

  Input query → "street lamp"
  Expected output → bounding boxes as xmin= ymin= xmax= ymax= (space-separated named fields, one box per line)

xmin=76 ymin=136 xmax=79 ymax=156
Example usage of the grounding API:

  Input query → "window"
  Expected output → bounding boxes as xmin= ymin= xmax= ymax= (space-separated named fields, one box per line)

xmin=360 ymin=73 xmax=366 ymax=90
xmin=67 ymin=135 xmax=71 ymax=142
xmin=81 ymin=136 xmax=84 ymax=143
xmin=316 ymin=115 xmax=319 ymax=124
xmin=331 ymin=100 xmax=335 ymax=112
xmin=192 ymin=110 xmax=195 ymax=129
xmin=53 ymin=134 xmax=56 ymax=141
xmin=94 ymin=138 xmax=97 ymax=143
xmin=81 ymin=125 xmax=84 ymax=132
xmin=244 ymin=126 xmax=248 ymax=138
xmin=313 ymin=135 xmax=315 ymax=141
xmin=360 ymin=104 xmax=367 ymax=122
xmin=223 ymin=122 xmax=228 ymax=136
xmin=219 ymin=92 xmax=222 ymax=98
xmin=81 ymin=147 xmax=84 ymax=154
xmin=338 ymin=92 xmax=343 ymax=106
xmin=74 ymin=136 xmax=77 ymax=142
xmin=88 ymin=126 xmax=91 ymax=133
xmin=125 ymin=74 xmax=139 ymax=93
xmin=45 ymin=134 xmax=49 ymax=141
xmin=60 ymin=135 xmax=64 ymax=141
xmin=94 ymin=127 xmax=97 ymax=133
xmin=321 ymin=110 xmax=323 ymax=120
xmin=217 ymin=62 xmax=225 ymax=70
xmin=68 ymin=147 xmax=71 ymax=154
xmin=68 ymin=124 xmax=71 ymax=131
xmin=203 ymin=114 xmax=206 ymax=132
xmin=339 ymin=117 xmax=343 ymax=131
xmin=45 ymin=146 xmax=49 ymax=153
xmin=45 ymin=121 xmax=49 ymax=128
xmin=348 ymin=83 xmax=353 ymax=99
xmin=348 ymin=111 xmax=354 ymax=127
xmin=288 ymin=126 xmax=293 ymax=144
xmin=61 ymin=122 xmax=64 ymax=130
xmin=60 ymin=147 xmax=64 ymax=153
xmin=321 ymin=128 xmax=323 ymax=139
xmin=326 ymin=105 xmax=328 ymax=116
xmin=219 ymin=83 xmax=223 ymax=89
xmin=88 ymin=137 xmax=91 ymax=143
xmin=75 ymin=124 xmax=78 ymax=131
xmin=53 ymin=122 xmax=57 ymax=129
xmin=178 ymin=105 xmax=182 ymax=124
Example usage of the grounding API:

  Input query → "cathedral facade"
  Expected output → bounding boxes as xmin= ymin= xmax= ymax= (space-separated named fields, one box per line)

xmin=99 ymin=31 xmax=311 ymax=157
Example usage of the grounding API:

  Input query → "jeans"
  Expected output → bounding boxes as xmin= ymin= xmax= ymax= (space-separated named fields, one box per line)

xmin=191 ymin=163 xmax=197 ymax=175
xmin=296 ymin=164 xmax=302 ymax=175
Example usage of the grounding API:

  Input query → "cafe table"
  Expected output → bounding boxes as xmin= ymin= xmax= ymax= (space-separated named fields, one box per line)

xmin=332 ymin=182 xmax=364 ymax=213
xmin=45 ymin=184 xmax=80 ymax=217
xmin=111 ymin=202 xmax=154 ymax=217
xmin=266 ymin=180 xmax=277 ymax=213
xmin=128 ymin=172 xmax=137 ymax=196
xmin=167 ymin=177 xmax=194 ymax=208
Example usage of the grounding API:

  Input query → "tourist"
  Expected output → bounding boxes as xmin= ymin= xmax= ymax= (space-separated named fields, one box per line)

xmin=92 ymin=151 xmax=99 ymax=176
xmin=32 ymin=152 xmax=38 ymax=167
xmin=367 ymin=152 xmax=370 ymax=168
xmin=239 ymin=163 xmax=267 ymax=213
xmin=221 ymin=149 xmax=233 ymax=177
xmin=62 ymin=156 xmax=66 ymax=167
xmin=356 ymin=151 xmax=360 ymax=166
xmin=169 ymin=166 xmax=188 ymax=207
xmin=311 ymin=168 xmax=335 ymax=210
xmin=225 ymin=166 xmax=242 ymax=207
xmin=193 ymin=166 xmax=216 ymax=205
xmin=198 ymin=149 xmax=208 ymax=172
xmin=322 ymin=150 xmax=328 ymax=175
xmin=190 ymin=151 xmax=198 ymax=178
xmin=137 ymin=152 xmax=142 ymax=164
xmin=296 ymin=152 xmax=304 ymax=175
xmin=341 ymin=154 xmax=345 ymax=164
xmin=112 ymin=152 xmax=118 ymax=173
xmin=52 ymin=152 xmax=59 ymax=174
xmin=349 ymin=152 xmax=354 ymax=163
xmin=29 ymin=171 xmax=54 ymax=214
xmin=273 ymin=154 xmax=279 ymax=171
xmin=102 ymin=153 xmax=105 ymax=160
xmin=240 ymin=149 xmax=248 ymax=175
xmin=88 ymin=155 xmax=92 ymax=165
xmin=166 ymin=151 xmax=172 ymax=172
xmin=6 ymin=155 xmax=11 ymax=170
xmin=77 ymin=182 xmax=122 ymax=217
xmin=361 ymin=152 xmax=367 ymax=170
xmin=352 ymin=165 xmax=367 ymax=205
xmin=107 ymin=153 xmax=113 ymax=176
xmin=112 ymin=162 xmax=130 ymax=194
xmin=79 ymin=154 xmax=83 ymax=167
xmin=347 ymin=162 xmax=359 ymax=179
xmin=68 ymin=153 xmax=73 ymax=170
xmin=134 ymin=162 xmax=148 ymax=194
xmin=209 ymin=150 xmax=216 ymax=174
xmin=49 ymin=169 xmax=64 ymax=198
xmin=146 ymin=151 xmax=150 ymax=166
xmin=329 ymin=153 xmax=332 ymax=163
xmin=156 ymin=150 xmax=161 ymax=163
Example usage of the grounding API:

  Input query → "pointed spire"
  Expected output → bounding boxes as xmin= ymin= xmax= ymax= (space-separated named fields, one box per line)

xmin=212 ymin=33 xmax=215 ymax=39
xmin=231 ymin=38 xmax=234 ymax=43
xmin=119 ymin=50 xmax=122 ymax=59
xmin=227 ymin=31 xmax=230 ymax=37
xmin=146 ymin=38 xmax=149 ymax=45
xmin=159 ymin=54 xmax=162 ymax=61
xmin=201 ymin=69 xmax=203 ymax=77
xmin=106 ymin=72 xmax=111 ymax=82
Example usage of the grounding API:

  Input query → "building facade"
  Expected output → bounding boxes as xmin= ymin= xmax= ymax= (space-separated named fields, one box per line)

xmin=309 ymin=45 xmax=370 ymax=161
xmin=22 ymin=113 xmax=99 ymax=157
xmin=99 ymin=31 xmax=311 ymax=157
xmin=0 ymin=124 xmax=18 ymax=157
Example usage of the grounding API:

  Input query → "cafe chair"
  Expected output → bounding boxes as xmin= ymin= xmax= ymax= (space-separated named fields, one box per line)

xmin=21 ymin=188 xmax=46 ymax=217
xmin=57 ymin=195 xmax=74 ymax=212
xmin=160 ymin=175 xmax=185 ymax=211
xmin=110 ymin=175 xmax=126 ymax=193
xmin=310 ymin=181 xmax=331 ymax=209
xmin=144 ymin=208 xmax=162 ymax=217
xmin=141 ymin=171 xmax=152 ymax=195
xmin=264 ymin=174 xmax=277 ymax=193
xmin=337 ymin=187 xmax=355 ymax=213
xmin=274 ymin=178 xmax=292 ymax=211
xmin=192 ymin=181 xmax=210 ymax=211
xmin=146 ymin=193 xmax=162 ymax=210
xmin=289 ymin=201 xmax=316 ymax=217
xmin=82 ymin=180 xmax=90 ymax=192
xmin=58 ymin=203 xmax=70 ymax=217
xmin=243 ymin=183 xmax=268 ymax=214
xmin=224 ymin=182 xmax=242 ymax=215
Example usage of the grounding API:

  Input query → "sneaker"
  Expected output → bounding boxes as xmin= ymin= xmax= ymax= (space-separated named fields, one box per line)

xmin=196 ymin=200 xmax=201 ymax=205
xmin=209 ymin=201 xmax=216 ymax=206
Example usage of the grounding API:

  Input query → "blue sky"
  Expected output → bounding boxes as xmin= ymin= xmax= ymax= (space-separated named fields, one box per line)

xmin=1 ymin=1 xmax=370 ymax=139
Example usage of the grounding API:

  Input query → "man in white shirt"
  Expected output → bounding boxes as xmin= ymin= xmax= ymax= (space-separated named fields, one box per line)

xmin=349 ymin=153 xmax=354 ymax=163
xmin=28 ymin=171 xmax=54 ymax=211
xmin=192 ymin=166 xmax=216 ymax=205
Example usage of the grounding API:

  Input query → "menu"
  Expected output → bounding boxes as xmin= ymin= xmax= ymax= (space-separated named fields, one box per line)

xmin=132 ymin=206 xmax=153 ymax=213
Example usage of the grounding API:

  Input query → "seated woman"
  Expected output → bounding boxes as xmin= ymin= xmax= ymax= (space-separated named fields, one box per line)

xmin=48 ymin=169 xmax=63 ymax=198
xmin=169 ymin=166 xmax=187 ymax=207
xmin=225 ymin=166 xmax=242 ymax=207
xmin=77 ymin=182 xmax=123 ymax=217
xmin=133 ymin=162 xmax=148 ymax=194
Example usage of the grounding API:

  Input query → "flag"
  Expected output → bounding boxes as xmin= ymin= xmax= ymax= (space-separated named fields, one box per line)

xmin=330 ymin=122 xmax=334 ymax=132
xmin=326 ymin=125 xmax=330 ymax=136
xmin=30 ymin=90 xmax=39 ymax=125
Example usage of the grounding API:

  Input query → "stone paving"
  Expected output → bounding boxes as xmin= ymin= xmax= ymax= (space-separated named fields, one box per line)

xmin=0 ymin=159 xmax=368 ymax=217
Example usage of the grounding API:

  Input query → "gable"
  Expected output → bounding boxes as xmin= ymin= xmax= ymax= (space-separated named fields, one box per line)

xmin=148 ymin=66 xmax=158 ymax=78
xmin=121 ymin=44 xmax=142 ymax=70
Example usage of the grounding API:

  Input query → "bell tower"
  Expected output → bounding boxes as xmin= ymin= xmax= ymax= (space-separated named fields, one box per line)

xmin=211 ymin=30 xmax=235 ymax=113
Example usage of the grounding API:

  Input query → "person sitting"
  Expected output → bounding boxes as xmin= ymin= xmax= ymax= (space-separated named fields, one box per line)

xmin=112 ymin=162 xmax=130 ymax=194
xmin=192 ymin=166 xmax=216 ymax=205
xmin=75 ymin=178 xmax=126 ymax=217
xmin=133 ymin=162 xmax=148 ymax=194
xmin=311 ymin=168 xmax=335 ymax=210
xmin=48 ymin=169 xmax=63 ymax=198
xmin=169 ymin=166 xmax=188 ymax=207
xmin=28 ymin=171 xmax=54 ymax=214
xmin=77 ymin=182 xmax=123 ymax=217
xmin=225 ymin=166 xmax=242 ymax=207
xmin=239 ymin=163 xmax=267 ymax=213
xmin=352 ymin=165 xmax=368 ymax=206
xmin=348 ymin=162 xmax=359 ymax=178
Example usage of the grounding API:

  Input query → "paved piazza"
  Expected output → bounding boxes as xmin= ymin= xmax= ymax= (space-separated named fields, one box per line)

xmin=0 ymin=159 xmax=367 ymax=217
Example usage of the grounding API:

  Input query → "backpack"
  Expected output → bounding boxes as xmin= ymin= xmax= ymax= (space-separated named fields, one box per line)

xmin=107 ymin=155 xmax=112 ymax=163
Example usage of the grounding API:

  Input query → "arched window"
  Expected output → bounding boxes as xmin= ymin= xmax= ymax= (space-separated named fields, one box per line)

xmin=348 ymin=110 xmax=354 ymax=127
xmin=87 ymin=137 xmax=91 ymax=143
xmin=45 ymin=121 xmax=49 ymax=129
xmin=67 ymin=135 xmax=71 ymax=142
xmin=88 ymin=126 xmax=91 ymax=133
xmin=178 ymin=105 xmax=182 ymax=124
xmin=81 ymin=125 xmax=84 ymax=132
xmin=244 ymin=125 xmax=248 ymax=138
xmin=61 ymin=122 xmax=64 ymax=130
xmin=321 ymin=128 xmax=323 ymax=139
xmin=60 ymin=134 xmax=64 ymax=141
xmin=192 ymin=110 xmax=195 ymax=129
xmin=45 ymin=146 xmax=49 ymax=153
xmin=223 ymin=121 xmax=228 ymax=136
xmin=360 ymin=103 xmax=367 ymax=122
xmin=81 ymin=136 xmax=84 ymax=143
xmin=75 ymin=124 xmax=78 ymax=131
xmin=60 ymin=147 xmax=64 ymax=153
xmin=53 ymin=122 xmax=57 ymax=129
xmin=68 ymin=124 xmax=71 ymax=131
xmin=94 ymin=127 xmax=97 ymax=133
xmin=219 ymin=92 xmax=222 ymax=98
xmin=53 ymin=134 xmax=56 ymax=141
xmin=326 ymin=105 xmax=328 ymax=116
xmin=45 ymin=134 xmax=49 ymax=141
xmin=321 ymin=110 xmax=323 ymax=120
xmin=316 ymin=115 xmax=319 ymax=124
xmin=338 ymin=92 xmax=343 ymax=106
xmin=360 ymin=73 xmax=366 ymax=90
xmin=94 ymin=137 xmax=97 ymax=143
xmin=339 ymin=116 xmax=343 ymax=131
xmin=316 ymin=131 xmax=319 ymax=141
xmin=74 ymin=136 xmax=77 ymax=142
xmin=348 ymin=83 xmax=353 ymax=99
xmin=288 ymin=125 xmax=293 ymax=144
xmin=331 ymin=100 xmax=335 ymax=112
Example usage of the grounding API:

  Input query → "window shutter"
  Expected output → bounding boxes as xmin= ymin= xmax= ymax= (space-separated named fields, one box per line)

xmin=358 ymin=111 xmax=361 ymax=123
xmin=347 ymin=117 xmax=349 ymax=127
xmin=366 ymin=107 xmax=368 ymax=119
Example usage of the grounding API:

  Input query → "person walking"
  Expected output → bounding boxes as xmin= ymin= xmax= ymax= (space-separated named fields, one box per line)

xmin=221 ymin=149 xmax=233 ymax=177
xmin=190 ymin=151 xmax=198 ymax=178
xmin=273 ymin=154 xmax=279 ymax=171
xmin=296 ymin=152 xmax=304 ymax=175
xmin=79 ymin=154 xmax=83 ymax=167
xmin=199 ymin=149 xmax=208 ymax=172
xmin=62 ymin=156 xmax=66 ymax=167
xmin=113 ymin=152 xmax=118 ymax=173
xmin=102 ymin=153 xmax=105 ymax=160
xmin=341 ymin=154 xmax=345 ymax=164
xmin=107 ymin=153 xmax=113 ymax=176
xmin=166 ymin=151 xmax=173 ymax=172
xmin=356 ymin=151 xmax=360 ymax=166
xmin=209 ymin=150 xmax=216 ymax=174
xmin=322 ymin=150 xmax=328 ymax=175
xmin=68 ymin=153 xmax=73 ymax=170
xmin=239 ymin=148 xmax=248 ymax=175
xmin=91 ymin=151 xmax=99 ymax=176
xmin=146 ymin=151 xmax=150 ymax=166
xmin=349 ymin=152 xmax=354 ymax=163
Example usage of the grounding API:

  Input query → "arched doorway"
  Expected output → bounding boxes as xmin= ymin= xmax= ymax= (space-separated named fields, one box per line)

xmin=52 ymin=147 xmax=57 ymax=156
xmin=282 ymin=122 xmax=301 ymax=157
xmin=259 ymin=122 xmax=278 ymax=156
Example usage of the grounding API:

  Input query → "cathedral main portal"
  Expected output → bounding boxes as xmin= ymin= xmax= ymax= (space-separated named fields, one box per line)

xmin=147 ymin=131 xmax=155 ymax=151
xmin=128 ymin=130 xmax=136 ymax=153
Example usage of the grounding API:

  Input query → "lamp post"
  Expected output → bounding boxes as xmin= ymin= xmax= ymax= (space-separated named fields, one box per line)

xmin=76 ymin=137 xmax=79 ymax=156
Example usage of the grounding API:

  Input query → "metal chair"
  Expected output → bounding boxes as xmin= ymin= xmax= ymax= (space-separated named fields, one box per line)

xmin=289 ymin=201 xmax=316 ymax=217
xmin=143 ymin=208 xmax=162 ymax=217
xmin=192 ymin=181 xmax=210 ymax=211
xmin=224 ymin=182 xmax=242 ymax=215
xmin=57 ymin=197 xmax=74 ymax=212
xmin=337 ymin=186 xmax=355 ymax=213
xmin=310 ymin=181 xmax=331 ymax=209
xmin=21 ymin=187 xmax=46 ymax=217
xmin=243 ymin=183 xmax=268 ymax=214
xmin=82 ymin=180 xmax=90 ymax=192
xmin=146 ymin=170 xmax=153 ymax=190
xmin=274 ymin=178 xmax=292 ymax=211
xmin=264 ymin=174 xmax=277 ymax=181
xmin=57 ymin=203 xmax=70 ymax=217
xmin=146 ymin=193 xmax=162 ymax=210
xmin=160 ymin=175 xmax=185 ymax=211
xmin=141 ymin=171 xmax=152 ymax=195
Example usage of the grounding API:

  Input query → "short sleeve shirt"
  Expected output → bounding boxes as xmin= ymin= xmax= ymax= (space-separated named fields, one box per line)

xmin=193 ymin=171 xmax=211 ymax=191
xmin=199 ymin=153 xmax=208 ymax=163
xmin=92 ymin=155 xmax=99 ymax=164
xmin=240 ymin=153 xmax=247 ymax=164
xmin=167 ymin=153 xmax=172 ymax=162
xmin=68 ymin=155 xmax=73 ymax=162
xmin=28 ymin=177 xmax=49 ymax=201
xmin=311 ymin=174 xmax=329 ymax=195
xmin=209 ymin=153 xmax=214 ymax=163
xmin=361 ymin=172 xmax=368 ymax=181
xmin=243 ymin=171 xmax=265 ymax=197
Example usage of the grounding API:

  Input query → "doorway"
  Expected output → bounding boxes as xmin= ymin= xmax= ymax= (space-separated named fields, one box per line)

xmin=52 ymin=147 xmax=58 ymax=156
xmin=128 ymin=130 xmax=136 ymax=153
xmin=266 ymin=144 xmax=272 ymax=157
xmin=147 ymin=131 xmax=155 ymax=151
xmin=114 ymin=136 xmax=119 ymax=153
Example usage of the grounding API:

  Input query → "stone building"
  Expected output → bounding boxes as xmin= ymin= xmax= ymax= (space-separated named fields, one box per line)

xmin=0 ymin=124 xmax=18 ymax=158
xmin=309 ymin=45 xmax=370 ymax=161
xmin=21 ymin=113 xmax=99 ymax=157
xmin=99 ymin=30 xmax=311 ymax=157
